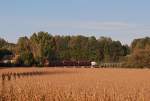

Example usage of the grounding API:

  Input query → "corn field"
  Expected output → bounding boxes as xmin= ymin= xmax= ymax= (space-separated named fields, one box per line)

xmin=1 ymin=67 xmax=150 ymax=101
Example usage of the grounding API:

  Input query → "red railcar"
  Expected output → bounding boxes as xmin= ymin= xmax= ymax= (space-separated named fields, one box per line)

xmin=47 ymin=60 xmax=91 ymax=67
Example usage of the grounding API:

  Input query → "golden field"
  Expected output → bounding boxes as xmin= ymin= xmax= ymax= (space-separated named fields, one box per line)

xmin=1 ymin=67 xmax=150 ymax=101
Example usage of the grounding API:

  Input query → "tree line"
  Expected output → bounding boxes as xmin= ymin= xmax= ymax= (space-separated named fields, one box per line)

xmin=0 ymin=32 xmax=149 ymax=68
xmin=124 ymin=37 xmax=150 ymax=68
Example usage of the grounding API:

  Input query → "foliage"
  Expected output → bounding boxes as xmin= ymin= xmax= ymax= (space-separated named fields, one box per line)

xmin=125 ymin=37 xmax=150 ymax=68
xmin=0 ymin=49 xmax=12 ymax=60
xmin=131 ymin=37 xmax=150 ymax=52
xmin=18 ymin=51 xmax=34 ymax=66
xmin=5 ymin=32 xmax=150 ymax=67
xmin=0 ymin=37 xmax=15 ymax=50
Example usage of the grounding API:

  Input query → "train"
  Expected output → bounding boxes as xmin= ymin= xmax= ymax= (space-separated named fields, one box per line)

xmin=44 ymin=60 xmax=91 ymax=67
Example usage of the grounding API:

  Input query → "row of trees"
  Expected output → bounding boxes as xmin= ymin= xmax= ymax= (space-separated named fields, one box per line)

xmin=0 ymin=32 xmax=149 ymax=68
xmin=15 ymin=32 xmax=129 ymax=66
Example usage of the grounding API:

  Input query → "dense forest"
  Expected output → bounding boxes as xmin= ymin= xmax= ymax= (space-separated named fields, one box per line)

xmin=0 ymin=32 xmax=149 ymax=68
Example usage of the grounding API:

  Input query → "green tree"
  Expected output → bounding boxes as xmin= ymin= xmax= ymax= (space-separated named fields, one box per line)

xmin=0 ymin=49 xmax=12 ymax=60
xmin=30 ymin=32 xmax=57 ymax=65
xmin=17 ymin=36 xmax=31 ymax=53
xmin=18 ymin=51 xmax=34 ymax=66
xmin=88 ymin=36 xmax=99 ymax=61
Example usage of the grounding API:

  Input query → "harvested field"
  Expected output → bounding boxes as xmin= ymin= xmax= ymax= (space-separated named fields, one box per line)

xmin=1 ymin=67 xmax=150 ymax=101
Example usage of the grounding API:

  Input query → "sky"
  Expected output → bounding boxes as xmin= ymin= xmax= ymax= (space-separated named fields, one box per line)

xmin=0 ymin=0 xmax=150 ymax=45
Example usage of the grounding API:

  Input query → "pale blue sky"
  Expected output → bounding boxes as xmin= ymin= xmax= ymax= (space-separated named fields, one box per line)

xmin=0 ymin=0 xmax=150 ymax=45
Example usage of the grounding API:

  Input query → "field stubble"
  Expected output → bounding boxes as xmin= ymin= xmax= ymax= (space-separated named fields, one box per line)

xmin=0 ymin=67 xmax=150 ymax=101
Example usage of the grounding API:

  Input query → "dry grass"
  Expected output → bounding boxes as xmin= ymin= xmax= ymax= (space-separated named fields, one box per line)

xmin=1 ymin=67 xmax=150 ymax=101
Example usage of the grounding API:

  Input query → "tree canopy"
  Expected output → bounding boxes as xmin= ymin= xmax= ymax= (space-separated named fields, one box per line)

xmin=124 ymin=37 xmax=150 ymax=68
xmin=0 ymin=32 xmax=149 ymax=68
xmin=14 ymin=32 xmax=129 ymax=66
